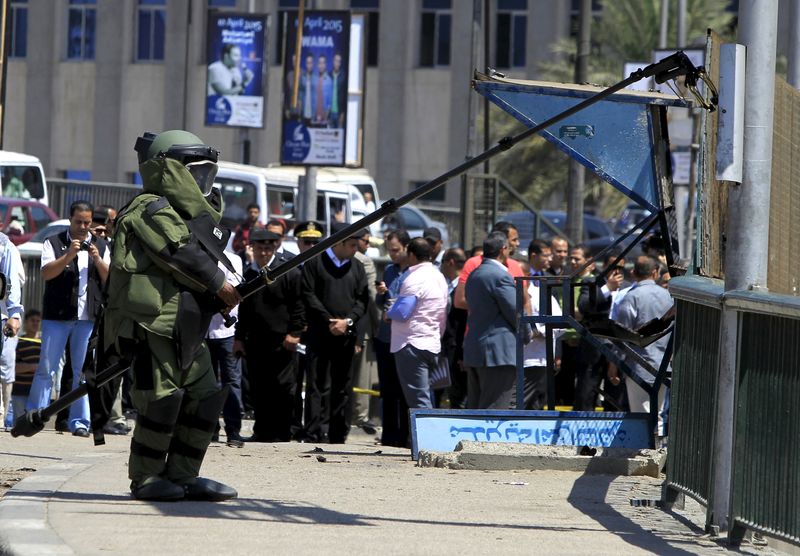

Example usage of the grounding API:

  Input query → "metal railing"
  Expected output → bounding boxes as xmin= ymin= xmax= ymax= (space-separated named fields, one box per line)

xmin=46 ymin=178 xmax=141 ymax=218
xmin=728 ymin=292 xmax=800 ymax=545
xmin=666 ymin=276 xmax=800 ymax=545
xmin=665 ymin=277 xmax=723 ymax=510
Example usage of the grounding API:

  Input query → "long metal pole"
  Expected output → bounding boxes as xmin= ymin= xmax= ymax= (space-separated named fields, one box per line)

xmin=789 ymin=0 xmax=800 ymax=88
xmin=565 ymin=0 xmax=591 ymax=243
xmin=712 ymin=0 xmax=779 ymax=537
xmin=240 ymin=52 xmax=700 ymax=293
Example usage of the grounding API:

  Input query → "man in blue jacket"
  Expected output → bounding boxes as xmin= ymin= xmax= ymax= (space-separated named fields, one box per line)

xmin=464 ymin=232 xmax=530 ymax=409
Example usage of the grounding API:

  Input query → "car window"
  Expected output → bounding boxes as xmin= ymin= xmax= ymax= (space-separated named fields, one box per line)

xmin=8 ymin=206 xmax=27 ymax=234
xmin=31 ymin=206 xmax=53 ymax=231
xmin=266 ymin=186 xmax=294 ymax=221
xmin=399 ymin=207 xmax=426 ymax=229
xmin=216 ymin=178 xmax=258 ymax=230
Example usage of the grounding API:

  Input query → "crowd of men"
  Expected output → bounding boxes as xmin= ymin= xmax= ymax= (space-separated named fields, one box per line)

xmin=224 ymin=209 xmax=674 ymax=448
xmin=1 ymin=200 xmax=674 ymax=450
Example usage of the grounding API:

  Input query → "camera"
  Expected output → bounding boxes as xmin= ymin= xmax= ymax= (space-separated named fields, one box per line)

xmin=79 ymin=242 xmax=92 ymax=252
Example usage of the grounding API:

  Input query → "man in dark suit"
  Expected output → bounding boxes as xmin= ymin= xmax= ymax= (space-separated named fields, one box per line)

xmin=463 ymin=232 xmax=530 ymax=409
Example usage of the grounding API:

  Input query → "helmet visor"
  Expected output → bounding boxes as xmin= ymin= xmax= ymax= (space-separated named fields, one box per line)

xmin=185 ymin=160 xmax=219 ymax=196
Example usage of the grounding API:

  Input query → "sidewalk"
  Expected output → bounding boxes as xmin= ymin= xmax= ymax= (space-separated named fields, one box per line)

xmin=0 ymin=425 xmax=780 ymax=556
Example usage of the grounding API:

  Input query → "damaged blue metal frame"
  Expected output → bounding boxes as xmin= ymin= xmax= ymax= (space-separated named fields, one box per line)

xmin=473 ymin=77 xmax=689 ymax=212
xmin=409 ymin=78 xmax=685 ymax=458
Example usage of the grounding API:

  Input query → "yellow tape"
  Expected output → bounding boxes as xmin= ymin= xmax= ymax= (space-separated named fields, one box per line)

xmin=352 ymin=386 xmax=380 ymax=397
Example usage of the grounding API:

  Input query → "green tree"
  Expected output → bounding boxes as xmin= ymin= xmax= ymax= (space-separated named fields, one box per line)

xmin=491 ymin=0 xmax=734 ymax=220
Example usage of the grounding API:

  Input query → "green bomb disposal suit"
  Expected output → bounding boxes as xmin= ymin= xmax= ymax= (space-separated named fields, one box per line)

xmin=105 ymin=139 xmax=237 ymax=502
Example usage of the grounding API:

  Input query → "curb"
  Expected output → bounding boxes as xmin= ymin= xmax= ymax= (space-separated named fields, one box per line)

xmin=0 ymin=453 xmax=111 ymax=556
xmin=417 ymin=441 xmax=667 ymax=477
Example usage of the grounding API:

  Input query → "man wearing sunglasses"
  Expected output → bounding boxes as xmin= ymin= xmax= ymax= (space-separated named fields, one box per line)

xmin=293 ymin=220 xmax=323 ymax=253
xmin=103 ymin=130 xmax=241 ymax=502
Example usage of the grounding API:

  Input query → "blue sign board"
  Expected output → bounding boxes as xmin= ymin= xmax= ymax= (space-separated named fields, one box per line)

xmin=410 ymin=409 xmax=652 ymax=460
xmin=281 ymin=10 xmax=350 ymax=166
xmin=205 ymin=12 xmax=267 ymax=128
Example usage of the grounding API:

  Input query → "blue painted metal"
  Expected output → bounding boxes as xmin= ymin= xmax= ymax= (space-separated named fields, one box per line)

xmin=410 ymin=409 xmax=652 ymax=460
xmin=474 ymin=79 xmax=688 ymax=211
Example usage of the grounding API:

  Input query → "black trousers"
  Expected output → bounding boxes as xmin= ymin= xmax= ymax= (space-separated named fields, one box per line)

xmin=305 ymin=334 xmax=357 ymax=443
xmin=374 ymin=338 xmax=409 ymax=447
xmin=247 ymin=338 xmax=297 ymax=442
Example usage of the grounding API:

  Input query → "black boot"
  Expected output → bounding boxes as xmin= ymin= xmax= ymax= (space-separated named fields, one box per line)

xmin=130 ymin=476 xmax=185 ymax=501
xmin=179 ymin=477 xmax=238 ymax=502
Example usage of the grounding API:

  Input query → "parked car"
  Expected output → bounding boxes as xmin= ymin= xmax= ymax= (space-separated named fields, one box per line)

xmin=0 ymin=199 xmax=58 ymax=245
xmin=613 ymin=203 xmax=652 ymax=235
xmin=379 ymin=205 xmax=450 ymax=246
xmin=17 ymin=219 xmax=69 ymax=257
xmin=501 ymin=210 xmax=616 ymax=257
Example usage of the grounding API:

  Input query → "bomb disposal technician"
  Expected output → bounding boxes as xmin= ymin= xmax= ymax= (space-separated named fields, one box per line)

xmin=104 ymin=130 xmax=241 ymax=501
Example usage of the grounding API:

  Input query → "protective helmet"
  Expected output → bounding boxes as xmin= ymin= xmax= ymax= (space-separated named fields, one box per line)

xmin=134 ymin=130 xmax=220 ymax=195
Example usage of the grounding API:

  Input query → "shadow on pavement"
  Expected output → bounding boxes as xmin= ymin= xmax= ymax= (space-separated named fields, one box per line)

xmin=567 ymin=465 xmax=706 ymax=556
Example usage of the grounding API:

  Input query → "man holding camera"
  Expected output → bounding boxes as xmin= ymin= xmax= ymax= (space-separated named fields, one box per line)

xmin=26 ymin=201 xmax=110 ymax=437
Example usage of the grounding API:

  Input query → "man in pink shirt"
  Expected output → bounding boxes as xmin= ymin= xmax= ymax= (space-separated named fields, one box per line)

xmin=454 ymin=221 xmax=525 ymax=311
xmin=390 ymin=238 xmax=449 ymax=410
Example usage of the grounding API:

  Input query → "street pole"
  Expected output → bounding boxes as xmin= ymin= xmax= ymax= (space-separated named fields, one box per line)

xmin=658 ymin=0 xmax=669 ymax=49
xmin=0 ymin=0 xmax=9 ymax=149
xmin=676 ymin=0 xmax=686 ymax=47
xmin=565 ymin=0 xmax=590 ymax=243
xmin=789 ymin=0 xmax=800 ymax=88
xmin=712 ymin=0 xmax=778 ymax=537
xmin=461 ymin=0 xmax=482 ymax=249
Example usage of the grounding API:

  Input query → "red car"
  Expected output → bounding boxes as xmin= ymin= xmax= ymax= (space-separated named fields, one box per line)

xmin=0 ymin=198 xmax=59 ymax=245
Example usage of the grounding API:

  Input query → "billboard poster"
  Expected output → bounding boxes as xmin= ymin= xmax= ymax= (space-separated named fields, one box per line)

xmin=281 ymin=10 xmax=351 ymax=166
xmin=205 ymin=12 xmax=267 ymax=128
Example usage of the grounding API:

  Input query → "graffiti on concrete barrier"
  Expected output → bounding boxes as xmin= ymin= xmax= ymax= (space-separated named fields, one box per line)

xmin=447 ymin=421 xmax=626 ymax=446
xmin=411 ymin=413 xmax=650 ymax=457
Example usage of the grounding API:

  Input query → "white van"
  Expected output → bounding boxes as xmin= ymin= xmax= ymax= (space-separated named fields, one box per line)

xmin=0 ymin=150 xmax=48 ymax=205
xmin=215 ymin=162 xmax=380 ymax=242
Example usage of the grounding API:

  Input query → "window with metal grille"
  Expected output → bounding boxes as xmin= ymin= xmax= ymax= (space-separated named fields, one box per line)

xmin=495 ymin=0 xmax=526 ymax=68
xmin=9 ymin=0 xmax=27 ymax=58
xmin=67 ymin=0 xmax=96 ymax=60
xmin=136 ymin=0 xmax=166 ymax=62
xmin=419 ymin=0 xmax=451 ymax=67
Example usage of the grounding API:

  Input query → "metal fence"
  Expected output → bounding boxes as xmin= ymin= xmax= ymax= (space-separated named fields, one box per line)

xmin=46 ymin=178 xmax=142 ymax=218
xmin=665 ymin=279 xmax=723 ymax=509
xmin=667 ymin=276 xmax=800 ymax=546
xmin=729 ymin=295 xmax=800 ymax=545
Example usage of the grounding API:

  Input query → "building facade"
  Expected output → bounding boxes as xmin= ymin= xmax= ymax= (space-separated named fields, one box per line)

xmin=3 ymin=0 xmax=572 ymax=208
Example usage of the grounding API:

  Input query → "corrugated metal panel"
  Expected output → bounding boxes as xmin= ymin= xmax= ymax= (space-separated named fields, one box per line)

xmin=665 ymin=299 xmax=721 ymax=505
xmin=767 ymin=78 xmax=800 ymax=296
xmin=732 ymin=312 xmax=800 ymax=543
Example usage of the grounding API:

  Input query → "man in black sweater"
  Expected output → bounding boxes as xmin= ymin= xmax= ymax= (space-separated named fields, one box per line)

xmin=302 ymin=223 xmax=369 ymax=443
xmin=234 ymin=228 xmax=305 ymax=442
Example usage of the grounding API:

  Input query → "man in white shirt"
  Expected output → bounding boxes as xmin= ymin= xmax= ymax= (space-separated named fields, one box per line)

xmin=0 ymin=233 xmax=23 ymax=429
xmin=206 ymin=251 xmax=244 ymax=443
xmin=26 ymin=201 xmax=110 ymax=437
